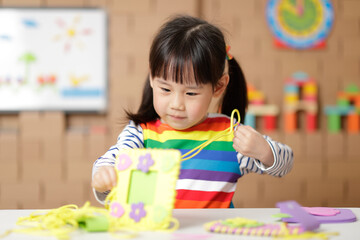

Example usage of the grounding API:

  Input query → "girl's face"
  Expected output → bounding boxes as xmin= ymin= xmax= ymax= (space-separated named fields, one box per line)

xmin=150 ymin=75 xmax=228 ymax=130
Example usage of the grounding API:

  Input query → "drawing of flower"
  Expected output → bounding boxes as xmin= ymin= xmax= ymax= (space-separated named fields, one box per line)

xmin=137 ymin=153 xmax=154 ymax=173
xmin=129 ymin=202 xmax=146 ymax=223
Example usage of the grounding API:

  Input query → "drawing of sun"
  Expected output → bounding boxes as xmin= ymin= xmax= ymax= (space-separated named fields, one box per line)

xmin=53 ymin=15 xmax=92 ymax=52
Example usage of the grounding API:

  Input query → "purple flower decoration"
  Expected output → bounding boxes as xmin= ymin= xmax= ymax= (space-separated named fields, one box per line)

xmin=129 ymin=202 xmax=146 ymax=223
xmin=116 ymin=153 xmax=132 ymax=171
xmin=137 ymin=153 xmax=154 ymax=173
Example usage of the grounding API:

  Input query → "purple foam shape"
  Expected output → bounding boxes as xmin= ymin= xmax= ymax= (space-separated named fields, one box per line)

xmin=277 ymin=200 xmax=320 ymax=232
xmin=283 ymin=208 xmax=357 ymax=224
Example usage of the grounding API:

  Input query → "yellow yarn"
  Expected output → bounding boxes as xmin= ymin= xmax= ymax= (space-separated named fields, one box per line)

xmin=2 ymin=109 xmax=241 ymax=239
xmin=180 ymin=109 xmax=241 ymax=161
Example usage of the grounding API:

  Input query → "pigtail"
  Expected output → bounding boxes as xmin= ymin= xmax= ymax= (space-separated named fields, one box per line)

xmin=221 ymin=57 xmax=248 ymax=124
xmin=125 ymin=75 xmax=159 ymax=125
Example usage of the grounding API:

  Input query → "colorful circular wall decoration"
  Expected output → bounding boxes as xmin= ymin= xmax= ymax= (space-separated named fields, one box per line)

xmin=266 ymin=0 xmax=334 ymax=49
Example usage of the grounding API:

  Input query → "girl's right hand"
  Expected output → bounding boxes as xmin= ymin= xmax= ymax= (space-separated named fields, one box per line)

xmin=92 ymin=166 xmax=117 ymax=193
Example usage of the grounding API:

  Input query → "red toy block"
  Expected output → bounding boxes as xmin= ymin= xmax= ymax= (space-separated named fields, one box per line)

xmin=264 ymin=115 xmax=277 ymax=131
xmin=306 ymin=113 xmax=317 ymax=132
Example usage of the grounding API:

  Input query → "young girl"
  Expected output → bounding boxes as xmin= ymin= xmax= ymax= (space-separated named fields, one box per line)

xmin=92 ymin=15 xmax=293 ymax=208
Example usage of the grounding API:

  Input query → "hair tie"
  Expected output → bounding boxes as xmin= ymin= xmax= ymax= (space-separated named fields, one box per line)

xmin=226 ymin=45 xmax=233 ymax=60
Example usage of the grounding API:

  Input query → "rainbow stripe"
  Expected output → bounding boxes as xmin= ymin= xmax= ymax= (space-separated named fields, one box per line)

xmin=141 ymin=115 xmax=241 ymax=208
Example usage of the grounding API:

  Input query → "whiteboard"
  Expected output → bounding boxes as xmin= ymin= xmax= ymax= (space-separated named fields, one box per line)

xmin=0 ymin=8 xmax=107 ymax=112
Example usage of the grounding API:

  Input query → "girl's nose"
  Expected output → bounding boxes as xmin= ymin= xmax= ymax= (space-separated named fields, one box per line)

xmin=170 ymin=93 xmax=185 ymax=110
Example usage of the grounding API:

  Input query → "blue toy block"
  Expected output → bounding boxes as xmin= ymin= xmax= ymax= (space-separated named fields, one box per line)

xmin=324 ymin=105 xmax=355 ymax=116
xmin=284 ymin=84 xmax=299 ymax=94
xmin=244 ymin=113 xmax=256 ymax=129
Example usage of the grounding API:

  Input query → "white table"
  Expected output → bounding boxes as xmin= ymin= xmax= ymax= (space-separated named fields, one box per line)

xmin=0 ymin=208 xmax=359 ymax=239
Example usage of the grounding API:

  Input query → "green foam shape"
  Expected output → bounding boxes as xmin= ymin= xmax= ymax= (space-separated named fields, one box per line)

xmin=127 ymin=170 xmax=157 ymax=205
xmin=78 ymin=215 xmax=109 ymax=232
xmin=271 ymin=213 xmax=293 ymax=219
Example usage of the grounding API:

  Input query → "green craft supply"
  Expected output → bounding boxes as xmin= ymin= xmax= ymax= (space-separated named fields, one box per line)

xmin=78 ymin=215 xmax=109 ymax=232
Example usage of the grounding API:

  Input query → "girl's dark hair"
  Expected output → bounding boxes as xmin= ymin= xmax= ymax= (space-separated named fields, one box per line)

xmin=126 ymin=15 xmax=248 ymax=124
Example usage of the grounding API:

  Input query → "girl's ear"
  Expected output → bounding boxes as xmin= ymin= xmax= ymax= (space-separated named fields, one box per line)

xmin=213 ymin=74 xmax=229 ymax=97
xmin=149 ymin=75 xmax=154 ymax=88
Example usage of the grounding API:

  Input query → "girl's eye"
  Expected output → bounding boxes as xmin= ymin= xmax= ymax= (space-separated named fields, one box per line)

xmin=161 ymin=87 xmax=170 ymax=92
xmin=186 ymin=92 xmax=198 ymax=96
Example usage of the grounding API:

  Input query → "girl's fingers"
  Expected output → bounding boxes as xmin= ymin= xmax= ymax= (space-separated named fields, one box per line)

xmin=106 ymin=167 xmax=117 ymax=187
xmin=92 ymin=166 xmax=117 ymax=192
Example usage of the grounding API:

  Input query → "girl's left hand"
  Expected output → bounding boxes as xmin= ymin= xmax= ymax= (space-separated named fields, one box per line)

xmin=233 ymin=125 xmax=274 ymax=167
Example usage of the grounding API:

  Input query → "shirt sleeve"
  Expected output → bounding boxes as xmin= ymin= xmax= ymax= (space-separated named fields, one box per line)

xmin=237 ymin=135 xmax=294 ymax=177
xmin=92 ymin=121 xmax=144 ymax=204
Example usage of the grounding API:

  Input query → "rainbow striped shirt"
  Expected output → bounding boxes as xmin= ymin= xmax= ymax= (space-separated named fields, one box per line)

xmin=93 ymin=113 xmax=293 ymax=208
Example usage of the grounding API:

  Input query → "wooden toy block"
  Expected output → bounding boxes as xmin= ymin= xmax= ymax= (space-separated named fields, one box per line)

xmin=303 ymin=95 xmax=317 ymax=102
xmin=347 ymin=113 xmax=359 ymax=133
xmin=306 ymin=113 xmax=317 ymax=132
xmin=325 ymin=106 xmax=355 ymax=116
xmin=245 ymin=83 xmax=280 ymax=130
xmin=327 ymin=114 xmax=341 ymax=133
xmin=285 ymin=101 xmax=317 ymax=113
xmin=285 ymin=94 xmax=299 ymax=104
xmin=247 ymin=104 xmax=279 ymax=116
xmin=284 ymin=72 xmax=319 ymax=133
xmin=303 ymin=82 xmax=317 ymax=95
xmin=354 ymin=95 xmax=360 ymax=108
xmin=337 ymin=96 xmax=349 ymax=106
xmin=300 ymin=101 xmax=318 ymax=113
xmin=345 ymin=83 xmax=359 ymax=94
xmin=264 ymin=115 xmax=277 ymax=131
xmin=244 ymin=113 xmax=256 ymax=128
xmin=284 ymin=84 xmax=299 ymax=93
xmin=285 ymin=112 xmax=297 ymax=133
